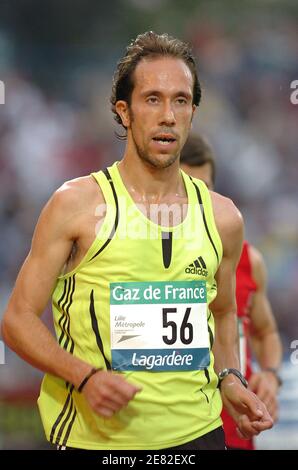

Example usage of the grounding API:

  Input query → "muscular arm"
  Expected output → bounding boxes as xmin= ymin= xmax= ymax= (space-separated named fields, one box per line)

xmin=210 ymin=194 xmax=243 ymax=374
xmin=1 ymin=181 xmax=96 ymax=387
xmin=209 ymin=192 xmax=273 ymax=438
xmin=1 ymin=178 xmax=140 ymax=417
xmin=249 ymin=246 xmax=282 ymax=370
xmin=247 ymin=246 xmax=282 ymax=421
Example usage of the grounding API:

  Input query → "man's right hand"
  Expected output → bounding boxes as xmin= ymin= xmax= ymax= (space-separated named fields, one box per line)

xmin=82 ymin=370 xmax=142 ymax=418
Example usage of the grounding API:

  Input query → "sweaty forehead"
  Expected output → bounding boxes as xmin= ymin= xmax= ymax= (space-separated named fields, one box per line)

xmin=133 ymin=56 xmax=193 ymax=94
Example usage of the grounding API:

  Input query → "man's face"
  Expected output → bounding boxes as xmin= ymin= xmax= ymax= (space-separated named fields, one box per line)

xmin=119 ymin=56 xmax=196 ymax=169
xmin=180 ymin=162 xmax=214 ymax=190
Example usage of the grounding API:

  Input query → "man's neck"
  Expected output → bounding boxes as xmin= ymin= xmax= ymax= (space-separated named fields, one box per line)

xmin=118 ymin=155 xmax=186 ymax=204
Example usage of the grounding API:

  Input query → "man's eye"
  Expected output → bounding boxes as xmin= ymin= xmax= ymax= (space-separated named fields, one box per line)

xmin=147 ymin=97 xmax=158 ymax=104
xmin=176 ymin=98 xmax=187 ymax=105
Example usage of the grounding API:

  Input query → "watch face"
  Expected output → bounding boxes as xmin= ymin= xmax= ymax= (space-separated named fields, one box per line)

xmin=220 ymin=368 xmax=228 ymax=378
xmin=219 ymin=368 xmax=248 ymax=388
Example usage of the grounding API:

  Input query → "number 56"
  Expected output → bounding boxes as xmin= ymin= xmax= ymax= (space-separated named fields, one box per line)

xmin=162 ymin=307 xmax=193 ymax=345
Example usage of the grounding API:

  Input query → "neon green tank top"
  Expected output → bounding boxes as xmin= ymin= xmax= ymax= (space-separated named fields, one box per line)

xmin=38 ymin=162 xmax=223 ymax=450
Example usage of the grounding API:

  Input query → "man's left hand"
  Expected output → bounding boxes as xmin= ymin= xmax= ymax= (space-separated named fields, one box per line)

xmin=220 ymin=376 xmax=274 ymax=439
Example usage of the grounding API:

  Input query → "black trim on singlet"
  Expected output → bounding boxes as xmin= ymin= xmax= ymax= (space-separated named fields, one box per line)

xmin=55 ymin=396 xmax=74 ymax=444
xmin=58 ymin=279 xmax=72 ymax=345
xmin=89 ymin=289 xmax=111 ymax=370
xmin=199 ymin=388 xmax=209 ymax=404
xmin=190 ymin=177 xmax=219 ymax=264
xmin=198 ymin=367 xmax=211 ymax=405
xmin=51 ymin=275 xmax=77 ymax=446
xmin=62 ymin=406 xmax=77 ymax=447
xmin=50 ymin=384 xmax=75 ymax=444
xmin=161 ymin=231 xmax=173 ymax=269
xmin=62 ymin=275 xmax=76 ymax=353
xmin=186 ymin=177 xmax=217 ymax=406
xmin=58 ymin=278 xmax=72 ymax=344
xmin=204 ymin=367 xmax=210 ymax=384
xmin=89 ymin=168 xmax=119 ymax=261
xmin=57 ymin=279 xmax=67 ymax=309
xmin=208 ymin=325 xmax=214 ymax=349
xmin=55 ymin=387 xmax=77 ymax=445
xmin=58 ymin=275 xmax=76 ymax=354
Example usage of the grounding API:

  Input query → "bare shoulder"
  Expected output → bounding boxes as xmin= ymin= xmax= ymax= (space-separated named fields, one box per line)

xmin=36 ymin=175 xmax=104 ymax=241
xmin=248 ymin=244 xmax=267 ymax=285
xmin=209 ymin=190 xmax=244 ymax=242
xmin=52 ymin=175 xmax=104 ymax=214
xmin=248 ymin=244 xmax=264 ymax=268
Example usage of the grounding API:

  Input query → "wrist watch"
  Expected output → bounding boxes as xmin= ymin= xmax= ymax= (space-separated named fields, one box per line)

xmin=263 ymin=367 xmax=283 ymax=387
xmin=218 ymin=368 xmax=248 ymax=389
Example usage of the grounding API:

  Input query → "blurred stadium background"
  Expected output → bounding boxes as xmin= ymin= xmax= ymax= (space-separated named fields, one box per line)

xmin=0 ymin=0 xmax=297 ymax=449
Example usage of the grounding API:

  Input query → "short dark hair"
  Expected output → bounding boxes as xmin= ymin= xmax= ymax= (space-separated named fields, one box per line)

xmin=110 ymin=31 xmax=201 ymax=131
xmin=180 ymin=134 xmax=216 ymax=185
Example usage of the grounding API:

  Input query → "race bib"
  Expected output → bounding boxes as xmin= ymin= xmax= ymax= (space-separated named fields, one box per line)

xmin=110 ymin=281 xmax=210 ymax=371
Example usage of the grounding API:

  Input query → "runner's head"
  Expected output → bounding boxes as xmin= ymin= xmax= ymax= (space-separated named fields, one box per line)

xmin=180 ymin=134 xmax=216 ymax=190
xmin=111 ymin=32 xmax=201 ymax=169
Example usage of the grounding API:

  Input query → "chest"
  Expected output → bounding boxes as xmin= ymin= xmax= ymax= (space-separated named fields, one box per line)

xmin=131 ymin=196 xmax=189 ymax=227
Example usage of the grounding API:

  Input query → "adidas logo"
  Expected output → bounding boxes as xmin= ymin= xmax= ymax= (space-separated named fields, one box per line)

xmin=185 ymin=256 xmax=208 ymax=277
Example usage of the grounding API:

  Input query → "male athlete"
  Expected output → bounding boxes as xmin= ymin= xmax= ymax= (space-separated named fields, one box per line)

xmin=180 ymin=134 xmax=282 ymax=449
xmin=1 ymin=32 xmax=273 ymax=450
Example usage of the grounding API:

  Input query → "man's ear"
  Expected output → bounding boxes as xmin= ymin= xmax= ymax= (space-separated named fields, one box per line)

xmin=189 ymin=105 xmax=197 ymax=129
xmin=191 ymin=105 xmax=197 ymax=121
xmin=115 ymin=100 xmax=130 ymax=128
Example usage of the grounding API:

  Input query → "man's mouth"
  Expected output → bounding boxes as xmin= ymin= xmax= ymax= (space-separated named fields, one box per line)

xmin=152 ymin=134 xmax=176 ymax=145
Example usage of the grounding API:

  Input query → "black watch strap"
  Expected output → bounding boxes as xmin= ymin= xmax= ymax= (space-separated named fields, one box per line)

xmin=218 ymin=368 xmax=248 ymax=389
xmin=77 ymin=367 xmax=101 ymax=393
xmin=263 ymin=367 xmax=283 ymax=387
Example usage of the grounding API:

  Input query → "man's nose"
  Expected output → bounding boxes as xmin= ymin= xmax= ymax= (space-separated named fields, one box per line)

xmin=159 ymin=102 xmax=176 ymax=126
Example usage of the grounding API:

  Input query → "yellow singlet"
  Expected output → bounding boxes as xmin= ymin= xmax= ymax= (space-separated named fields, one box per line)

xmin=38 ymin=162 xmax=223 ymax=449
